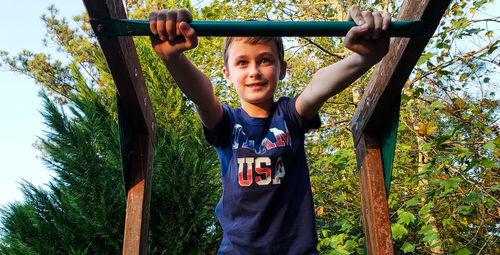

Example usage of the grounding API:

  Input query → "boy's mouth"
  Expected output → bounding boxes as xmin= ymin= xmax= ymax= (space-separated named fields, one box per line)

xmin=246 ymin=82 xmax=267 ymax=87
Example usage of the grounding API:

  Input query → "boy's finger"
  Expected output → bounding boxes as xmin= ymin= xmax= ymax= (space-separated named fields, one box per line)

xmin=346 ymin=5 xmax=364 ymax=25
xmin=177 ymin=8 xmax=193 ymax=23
xmin=156 ymin=10 xmax=168 ymax=41
xmin=361 ymin=11 xmax=374 ymax=39
xmin=372 ymin=12 xmax=383 ymax=39
xmin=179 ymin=21 xmax=198 ymax=50
xmin=343 ymin=24 xmax=368 ymax=48
xmin=166 ymin=10 xmax=177 ymax=41
xmin=148 ymin=11 xmax=158 ymax=35
xmin=176 ymin=8 xmax=193 ymax=37
xmin=382 ymin=12 xmax=392 ymax=31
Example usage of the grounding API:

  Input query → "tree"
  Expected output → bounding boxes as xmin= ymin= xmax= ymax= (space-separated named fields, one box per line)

xmin=1 ymin=1 xmax=222 ymax=254
xmin=1 ymin=72 xmax=126 ymax=254
xmin=1 ymin=0 xmax=498 ymax=254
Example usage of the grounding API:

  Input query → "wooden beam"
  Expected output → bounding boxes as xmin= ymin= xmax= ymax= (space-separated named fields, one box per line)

xmin=356 ymin=134 xmax=393 ymax=254
xmin=351 ymin=0 xmax=452 ymax=145
xmin=122 ymin=133 xmax=154 ymax=254
xmin=82 ymin=0 xmax=156 ymax=254
xmin=351 ymin=0 xmax=452 ymax=253
xmin=83 ymin=0 xmax=155 ymax=135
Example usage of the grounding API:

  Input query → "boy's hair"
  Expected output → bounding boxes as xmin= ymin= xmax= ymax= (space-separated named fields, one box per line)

xmin=222 ymin=37 xmax=285 ymax=68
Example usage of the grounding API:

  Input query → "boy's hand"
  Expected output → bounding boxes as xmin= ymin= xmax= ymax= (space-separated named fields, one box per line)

xmin=344 ymin=5 xmax=392 ymax=66
xmin=149 ymin=8 xmax=198 ymax=60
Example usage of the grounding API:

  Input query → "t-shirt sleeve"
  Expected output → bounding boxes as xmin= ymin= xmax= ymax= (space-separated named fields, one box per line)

xmin=202 ymin=104 xmax=232 ymax=147
xmin=284 ymin=96 xmax=321 ymax=134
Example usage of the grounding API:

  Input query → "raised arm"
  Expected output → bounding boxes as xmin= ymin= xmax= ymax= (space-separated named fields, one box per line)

xmin=149 ymin=8 xmax=223 ymax=129
xmin=296 ymin=6 xmax=392 ymax=120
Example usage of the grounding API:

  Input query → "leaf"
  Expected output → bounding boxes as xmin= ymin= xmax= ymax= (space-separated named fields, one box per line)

xmin=459 ymin=73 xmax=469 ymax=81
xmin=488 ymin=44 xmax=498 ymax=54
xmin=391 ymin=223 xmax=408 ymax=239
xmin=418 ymin=225 xmax=441 ymax=245
xmin=483 ymin=140 xmax=496 ymax=151
xmin=419 ymin=203 xmax=434 ymax=215
xmin=401 ymin=242 xmax=415 ymax=253
xmin=429 ymin=101 xmax=446 ymax=110
xmin=405 ymin=197 xmax=418 ymax=208
xmin=473 ymin=0 xmax=488 ymax=8
xmin=454 ymin=248 xmax=473 ymax=255
xmin=344 ymin=240 xmax=358 ymax=249
xmin=480 ymin=158 xmax=498 ymax=168
xmin=417 ymin=52 xmax=436 ymax=66
xmin=422 ymin=232 xmax=439 ymax=243
xmin=452 ymin=97 xmax=467 ymax=109
xmin=397 ymin=211 xmax=416 ymax=225
xmin=440 ymin=177 xmax=461 ymax=190
xmin=429 ymin=240 xmax=443 ymax=249
xmin=423 ymin=142 xmax=432 ymax=151
xmin=316 ymin=206 xmax=325 ymax=217
xmin=442 ymin=218 xmax=452 ymax=225
xmin=418 ymin=225 xmax=434 ymax=236
xmin=322 ymin=229 xmax=329 ymax=238
xmin=426 ymin=123 xmax=436 ymax=135
xmin=495 ymin=135 xmax=500 ymax=148
xmin=457 ymin=147 xmax=470 ymax=157
xmin=457 ymin=205 xmax=475 ymax=215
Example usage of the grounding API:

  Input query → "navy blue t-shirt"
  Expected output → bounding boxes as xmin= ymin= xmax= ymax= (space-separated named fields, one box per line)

xmin=204 ymin=96 xmax=321 ymax=254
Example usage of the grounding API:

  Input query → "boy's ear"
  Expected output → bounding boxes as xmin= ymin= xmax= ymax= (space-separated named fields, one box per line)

xmin=223 ymin=67 xmax=233 ymax=84
xmin=279 ymin=61 xmax=287 ymax=80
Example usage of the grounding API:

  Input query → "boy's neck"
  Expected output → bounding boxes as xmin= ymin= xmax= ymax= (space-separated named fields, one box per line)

xmin=241 ymin=100 xmax=273 ymax=118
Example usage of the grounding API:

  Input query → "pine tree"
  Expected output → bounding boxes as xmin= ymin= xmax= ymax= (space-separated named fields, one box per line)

xmin=1 ymin=71 xmax=125 ymax=254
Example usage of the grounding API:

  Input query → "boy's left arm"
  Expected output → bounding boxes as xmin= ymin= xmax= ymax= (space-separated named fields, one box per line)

xmin=296 ymin=6 xmax=392 ymax=120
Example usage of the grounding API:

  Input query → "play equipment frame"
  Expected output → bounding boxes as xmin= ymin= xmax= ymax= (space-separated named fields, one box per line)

xmin=82 ymin=0 xmax=451 ymax=254
xmin=90 ymin=19 xmax=434 ymax=37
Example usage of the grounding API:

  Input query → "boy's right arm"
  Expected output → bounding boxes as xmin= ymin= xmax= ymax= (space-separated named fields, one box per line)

xmin=295 ymin=6 xmax=391 ymax=120
xmin=149 ymin=9 xmax=223 ymax=130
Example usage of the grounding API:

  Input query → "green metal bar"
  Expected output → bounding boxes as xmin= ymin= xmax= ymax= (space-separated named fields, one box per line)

xmin=90 ymin=19 xmax=435 ymax=38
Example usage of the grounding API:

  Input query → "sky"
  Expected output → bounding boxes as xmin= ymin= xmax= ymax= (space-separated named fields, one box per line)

xmin=0 ymin=1 xmax=498 ymax=210
xmin=0 ymin=0 xmax=86 ymax=208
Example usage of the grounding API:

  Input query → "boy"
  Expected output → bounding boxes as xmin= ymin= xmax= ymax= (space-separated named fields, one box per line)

xmin=149 ymin=6 xmax=391 ymax=254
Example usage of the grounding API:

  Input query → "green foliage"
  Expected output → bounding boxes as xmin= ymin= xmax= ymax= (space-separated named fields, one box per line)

xmin=1 ymin=1 xmax=221 ymax=254
xmin=1 ymin=77 xmax=125 ymax=254
xmin=1 ymin=0 xmax=498 ymax=254
xmin=401 ymin=242 xmax=415 ymax=253
xmin=149 ymin=130 xmax=221 ymax=254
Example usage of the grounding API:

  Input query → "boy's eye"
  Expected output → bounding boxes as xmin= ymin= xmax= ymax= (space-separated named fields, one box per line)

xmin=260 ymin=58 xmax=272 ymax=64
xmin=237 ymin=60 xmax=248 ymax=66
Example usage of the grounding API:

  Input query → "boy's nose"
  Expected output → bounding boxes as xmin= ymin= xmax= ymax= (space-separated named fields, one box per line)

xmin=248 ymin=63 xmax=261 ymax=78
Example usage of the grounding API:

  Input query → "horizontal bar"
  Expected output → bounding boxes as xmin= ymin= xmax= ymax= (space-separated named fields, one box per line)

xmin=90 ymin=19 xmax=435 ymax=38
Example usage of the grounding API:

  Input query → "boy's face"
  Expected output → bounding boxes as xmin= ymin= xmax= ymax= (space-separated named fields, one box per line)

xmin=223 ymin=39 xmax=287 ymax=110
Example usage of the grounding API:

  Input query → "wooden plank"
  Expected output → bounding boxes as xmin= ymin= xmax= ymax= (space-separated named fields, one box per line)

xmin=83 ymin=0 xmax=155 ymax=135
xmin=356 ymin=134 xmax=393 ymax=254
xmin=122 ymin=133 xmax=154 ymax=254
xmin=351 ymin=1 xmax=452 ymax=253
xmin=82 ymin=0 xmax=156 ymax=254
xmin=351 ymin=0 xmax=452 ymax=145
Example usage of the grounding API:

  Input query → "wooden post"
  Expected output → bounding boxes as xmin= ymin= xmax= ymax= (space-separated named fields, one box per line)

xmin=351 ymin=0 xmax=451 ymax=254
xmin=356 ymin=134 xmax=392 ymax=254
xmin=82 ymin=0 xmax=156 ymax=254
xmin=352 ymin=0 xmax=452 ymax=145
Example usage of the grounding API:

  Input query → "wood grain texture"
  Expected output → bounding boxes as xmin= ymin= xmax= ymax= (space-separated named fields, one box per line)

xmin=83 ymin=0 xmax=156 ymax=254
xmin=351 ymin=0 xmax=452 ymax=145
xmin=356 ymin=134 xmax=393 ymax=254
